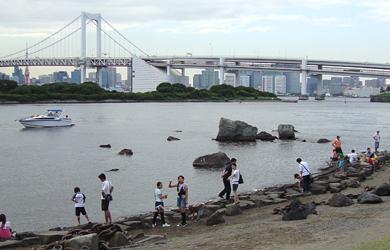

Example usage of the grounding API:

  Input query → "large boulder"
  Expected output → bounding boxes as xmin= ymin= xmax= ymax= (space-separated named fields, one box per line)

xmin=193 ymin=152 xmax=230 ymax=169
xmin=282 ymin=200 xmax=317 ymax=221
xmin=317 ymin=138 xmax=331 ymax=143
xmin=206 ymin=209 xmax=225 ymax=226
xmin=118 ymin=149 xmax=133 ymax=156
xmin=358 ymin=192 xmax=383 ymax=204
xmin=108 ymin=232 xmax=129 ymax=247
xmin=310 ymin=183 xmax=327 ymax=194
xmin=277 ymin=124 xmax=296 ymax=140
xmin=373 ymin=183 xmax=390 ymax=196
xmin=167 ymin=136 xmax=180 ymax=141
xmin=328 ymin=193 xmax=354 ymax=207
xmin=225 ymin=204 xmax=242 ymax=216
xmin=64 ymin=233 xmax=99 ymax=250
xmin=256 ymin=131 xmax=278 ymax=141
xmin=216 ymin=118 xmax=258 ymax=142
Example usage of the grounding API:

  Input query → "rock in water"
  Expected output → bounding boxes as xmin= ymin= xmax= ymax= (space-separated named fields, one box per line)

xmin=358 ymin=192 xmax=383 ymax=204
xmin=328 ymin=193 xmax=354 ymax=207
xmin=282 ymin=199 xmax=316 ymax=221
xmin=193 ymin=152 xmax=230 ymax=169
xmin=256 ymin=131 xmax=278 ymax=141
xmin=216 ymin=117 xmax=258 ymax=142
xmin=167 ymin=136 xmax=180 ymax=141
xmin=64 ymin=233 xmax=98 ymax=250
xmin=206 ymin=210 xmax=225 ymax=226
xmin=100 ymin=144 xmax=111 ymax=148
xmin=278 ymin=124 xmax=296 ymax=140
xmin=373 ymin=183 xmax=390 ymax=196
xmin=317 ymin=138 xmax=331 ymax=143
xmin=118 ymin=149 xmax=133 ymax=156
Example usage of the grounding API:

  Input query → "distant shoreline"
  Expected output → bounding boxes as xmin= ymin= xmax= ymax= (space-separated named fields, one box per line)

xmin=0 ymin=98 xmax=280 ymax=105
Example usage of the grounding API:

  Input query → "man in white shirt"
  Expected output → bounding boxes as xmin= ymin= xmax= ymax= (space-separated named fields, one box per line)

xmin=347 ymin=149 xmax=359 ymax=166
xmin=373 ymin=131 xmax=380 ymax=152
xmin=72 ymin=187 xmax=91 ymax=225
xmin=296 ymin=158 xmax=311 ymax=193
xmin=98 ymin=173 xmax=113 ymax=224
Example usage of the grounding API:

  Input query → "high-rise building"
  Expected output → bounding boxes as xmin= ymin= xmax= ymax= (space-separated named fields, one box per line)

xmin=307 ymin=76 xmax=319 ymax=96
xmin=262 ymin=75 xmax=274 ymax=93
xmin=71 ymin=70 xmax=81 ymax=84
xmin=38 ymin=75 xmax=52 ymax=84
xmin=193 ymin=74 xmax=201 ymax=88
xmin=12 ymin=66 xmax=24 ymax=84
xmin=88 ymin=72 xmax=97 ymax=82
xmin=274 ymin=75 xmax=287 ymax=95
xmin=285 ymin=72 xmax=300 ymax=94
xmin=53 ymin=71 xmax=69 ymax=82
xmin=0 ymin=72 xmax=10 ymax=80
xmin=193 ymin=69 xmax=219 ymax=89
xmin=224 ymin=73 xmax=235 ymax=86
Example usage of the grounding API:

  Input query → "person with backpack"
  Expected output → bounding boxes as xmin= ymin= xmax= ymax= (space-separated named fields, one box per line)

xmin=218 ymin=158 xmax=236 ymax=200
xmin=228 ymin=161 xmax=241 ymax=204
xmin=98 ymin=173 xmax=114 ymax=224
xmin=72 ymin=187 xmax=91 ymax=225
xmin=296 ymin=158 xmax=311 ymax=193
xmin=169 ymin=175 xmax=188 ymax=227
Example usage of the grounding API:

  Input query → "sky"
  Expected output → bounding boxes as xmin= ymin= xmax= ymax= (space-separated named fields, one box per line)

xmin=0 ymin=0 xmax=389 ymax=77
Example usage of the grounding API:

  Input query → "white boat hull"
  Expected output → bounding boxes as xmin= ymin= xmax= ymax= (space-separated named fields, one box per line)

xmin=19 ymin=118 xmax=73 ymax=128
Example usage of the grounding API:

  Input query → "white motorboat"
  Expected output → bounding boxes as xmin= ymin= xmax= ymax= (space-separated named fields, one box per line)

xmin=19 ymin=109 xmax=74 ymax=128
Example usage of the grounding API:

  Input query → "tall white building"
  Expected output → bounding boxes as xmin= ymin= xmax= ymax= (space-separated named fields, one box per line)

xmin=224 ymin=73 xmax=235 ymax=86
xmin=274 ymin=75 xmax=287 ymax=95
xmin=262 ymin=75 xmax=274 ymax=93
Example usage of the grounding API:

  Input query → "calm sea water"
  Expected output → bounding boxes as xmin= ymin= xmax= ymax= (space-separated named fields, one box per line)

xmin=0 ymin=98 xmax=389 ymax=232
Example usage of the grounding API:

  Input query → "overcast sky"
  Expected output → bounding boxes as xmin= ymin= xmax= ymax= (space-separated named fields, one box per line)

xmin=0 ymin=0 xmax=389 ymax=76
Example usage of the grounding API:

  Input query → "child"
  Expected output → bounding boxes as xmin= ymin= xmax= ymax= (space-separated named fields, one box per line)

xmin=294 ymin=173 xmax=303 ymax=192
xmin=338 ymin=154 xmax=346 ymax=175
xmin=72 ymin=187 xmax=91 ymax=225
xmin=153 ymin=182 xmax=170 ymax=228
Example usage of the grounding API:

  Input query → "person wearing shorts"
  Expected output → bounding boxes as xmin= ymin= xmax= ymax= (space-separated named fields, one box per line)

xmin=373 ymin=131 xmax=380 ymax=152
xmin=72 ymin=187 xmax=90 ymax=225
xmin=169 ymin=175 xmax=188 ymax=227
xmin=332 ymin=136 xmax=343 ymax=154
xmin=229 ymin=162 xmax=240 ymax=204
xmin=98 ymin=173 xmax=114 ymax=224
xmin=152 ymin=181 xmax=170 ymax=228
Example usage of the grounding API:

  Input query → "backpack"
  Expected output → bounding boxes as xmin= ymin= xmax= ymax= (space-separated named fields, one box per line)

xmin=238 ymin=174 xmax=244 ymax=184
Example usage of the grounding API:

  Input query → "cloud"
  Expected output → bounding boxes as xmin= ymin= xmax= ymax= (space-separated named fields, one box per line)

xmin=360 ymin=0 xmax=390 ymax=22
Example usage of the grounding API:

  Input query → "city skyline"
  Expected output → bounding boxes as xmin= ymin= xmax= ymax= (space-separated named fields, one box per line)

xmin=0 ymin=0 xmax=389 ymax=71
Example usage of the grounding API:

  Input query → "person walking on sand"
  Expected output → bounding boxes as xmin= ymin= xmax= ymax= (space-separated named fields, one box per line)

xmin=218 ymin=158 xmax=236 ymax=200
xmin=152 ymin=181 xmax=170 ymax=228
xmin=296 ymin=158 xmax=312 ymax=193
xmin=373 ymin=131 xmax=381 ymax=152
xmin=72 ymin=187 xmax=91 ymax=225
xmin=169 ymin=175 xmax=188 ymax=227
xmin=228 ymin=161 xmax=240 ymax=204
xmin=98 ymin=173 xmax=114 ymax=224
xmin=332 ymin=136 xmax=343 ymax=154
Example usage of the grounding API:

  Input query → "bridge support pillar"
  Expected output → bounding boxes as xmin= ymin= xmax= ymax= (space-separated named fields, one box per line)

xmin=127 ymin=60 xmax=134 ymax=92
xmin=315 ymin=74 xmax=323 ymax=95
xmin=219 ymin=58 xmax=225 ymax=84
xmin=181 ymin=68 xmax=185 ymax=76
xmin=80 ymin=66 xmax=86 ymax=83
xmin=166 ymin=60 xmax=171 ymax=76
xmin=234 ymin=71 xmax=240 ymax=87
xmin=301 ymin=58 xmax=308 ymax=95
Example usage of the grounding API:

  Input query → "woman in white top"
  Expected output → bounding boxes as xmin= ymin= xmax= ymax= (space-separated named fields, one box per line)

xmin=229 ymin=162 xmax=240 ymax=204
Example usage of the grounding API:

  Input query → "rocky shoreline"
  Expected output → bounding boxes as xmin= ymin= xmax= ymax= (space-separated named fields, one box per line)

xmin=2 ymin=150 xmax=390 ymax=249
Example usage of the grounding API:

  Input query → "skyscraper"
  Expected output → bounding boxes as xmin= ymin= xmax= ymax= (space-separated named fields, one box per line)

xmin=71 ymin=70 xmax=81 ymax=84
xmin=262 ymin=75 xmax=274 ymax=93
xmin=12 ymin=66 xmax=24 ymax=84
xmin=274 ymin=75 xmax=287 ymax=94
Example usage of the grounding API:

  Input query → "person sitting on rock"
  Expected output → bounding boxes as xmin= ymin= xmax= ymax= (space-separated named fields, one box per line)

xmin=347 ymin=149 xmax=359 ymax=167
xmin=0 ymin=214 xmax=11 ymax=241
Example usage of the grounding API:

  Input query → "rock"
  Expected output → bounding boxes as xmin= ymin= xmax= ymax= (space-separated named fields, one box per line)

xmin=135 ymin=235 xmax=166 ymax=244
xmin=106 ymin=168 xmax=119 ymax=172
xmin=167 ymin=136 xmax=180 ymax=141
xmin=340 ymin=179 xmax=360 ymax=188
xmin=15 ymin=231 xmax=37 ymax=240
xmin=35 ymin=231 xmax=69 ymax=244
xmin=329 ymin=183 xmax=343 ymax=193
xmin=100 ymin=144 xmax=111 ymax=148
xmin=203 ymin=205 xmax=221 ymax=217
xmin=317 ymin=138 xmax=331 ymax=143
xmin=310 ymin=183 xmax=327 ymax=194
xmin=118 ymin=220 xmax=149 ymax=230
xmin=118 ymin=148 xmax=133 ymax=156
xmin=108 ymin=232 xmax=129 ymax=247
xmin=373 ymin=183 xmax=390 ymax=196
xmin=193 ymin=152 xmax=230 ymax=169
xmin=277 ymin=124 xmax=296 ymax=140
xmin=238 ymin=200 xmax=257 ymax=209
xmin=64 ymin=233 xmax=99 ymax=249
xmin=256 ymin=131 xmax=277 ymax=141
xmin=328 ymin=193 xmax=354 ymax=207
xmin=225 ymin=204 xmax=242 ymax=216
xmin=358 ymin=192 xmax=383 ymax=204
xmin=282 ymin=200 xmax=317 ymax=221
xmin=216 ymin=117 xmax=258 ymax=142
xmin=249 ymin=194 xmax=274 ymax=206
xmin=0 ymin=240 xmax=23 ymax=249
xmin=206 ymin=210 xmax=225 ymax=226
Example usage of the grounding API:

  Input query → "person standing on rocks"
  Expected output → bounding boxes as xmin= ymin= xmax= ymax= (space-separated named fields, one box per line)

xmin=72 ymin=187 xmax=91 ymax=225
xmin=98 ymin=173 xmax=114 ymax=224
xmin=373 ymin=131 xmax=381 ymax=152
xmin=228 ymin=161 xmax=240 ymax=204
xmin=332 ymin=136 xmax=343 ymax=154
xmin=218 ymin=158 xmax=236 ymax=200
xmin=296 ymin=158 xmax=311 ymax=193
xmin=152 ymin=181 xmax=170 ymax=228
xmin=169 ymin=176 xmax=189 ymax=227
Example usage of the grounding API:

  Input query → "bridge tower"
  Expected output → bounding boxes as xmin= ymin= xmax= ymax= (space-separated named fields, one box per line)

xmin=80 ymin=12 xmax=102 ymax=83
xmin=24 ymin=46 xmax=30 ymax=85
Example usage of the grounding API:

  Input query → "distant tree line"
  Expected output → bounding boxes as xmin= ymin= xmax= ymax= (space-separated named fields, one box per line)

xmin=0 ymin=80 xmax=277 ymax=103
